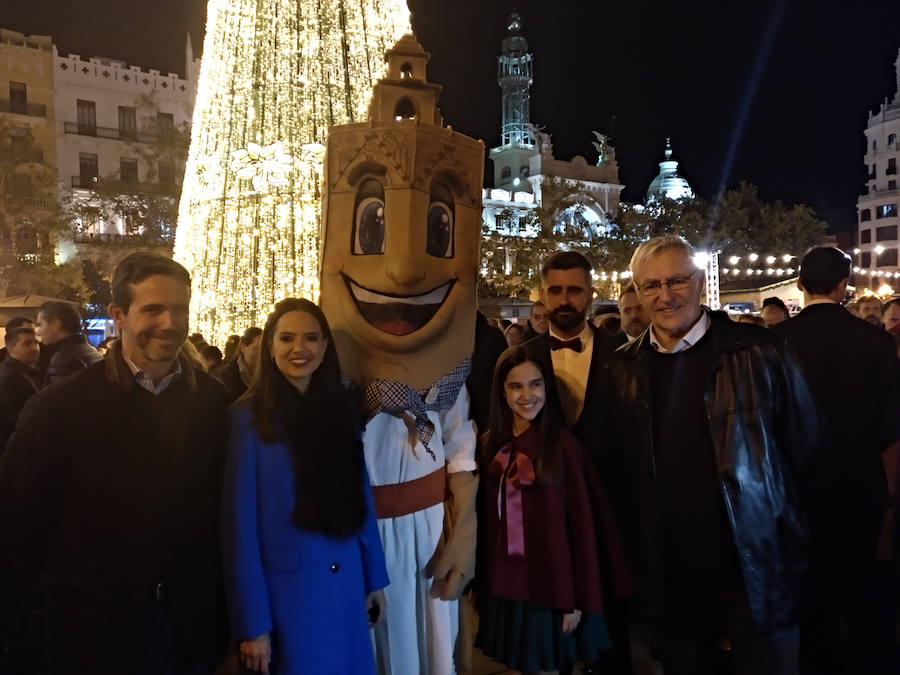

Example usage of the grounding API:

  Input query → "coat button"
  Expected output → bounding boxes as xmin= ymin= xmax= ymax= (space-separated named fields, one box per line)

xmin=330 ymin=562 xmax=340 ymax=573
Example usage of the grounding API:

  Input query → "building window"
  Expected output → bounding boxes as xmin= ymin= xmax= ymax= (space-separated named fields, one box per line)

xmin=520 ymin=165 xmax=529 ymax=177
xmin=120 ymin=158 xmax=138 ymax=184
xmin=876 ymin=203 xmax=898 ymax=219
xmin=9 ymin=82 xmax=27 ymax=114
xmin=878 ymin=248 xmax=898 ymax=267
xmin=889 ymin=134 xmax=897 ymax=147
xmin=890 ymin=180 xmax=897 ymax=191
xmin=119 ymin=106 xmax=137 ymax=139
xmin=79 ymin=153 xmax=99 ymax=186
xmin=158 ymin=160 xmax=174 ymax=186
xmin=860 ymin=209 xmax=871 ymax=222
xmin=501 ymin=166 xmax=511 ymax=179
xmin=861 ymin=229 xmax=871 ymax=243
xmin=876 ymin=225 xmax=898 ymax=241
xmin=887 ymin=158 xmax=897 ymax=176
xmin=861 ymin=252 xmax=872 ymax=267
xmin=868 ymin=164 xmax=877 ymax=180
xmin=77 ymin=99 xmax=97 ymax=135
xmin=156 ymin=112 xmax=174 ymax=136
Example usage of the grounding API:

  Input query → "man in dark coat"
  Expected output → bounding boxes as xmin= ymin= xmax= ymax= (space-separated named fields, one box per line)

xmin=0 ymin=325 xmax=41 ymax=455
xmin=600 ymin=236 xmax=821 ymax=675
xmin=0 ymin=252 xmax=230 ymax=674
xmin=35 ymin=300 xmax=102 ymax=385
xmin=533 ymin=250 xmax=629 ymax=674
xmin=466 ymin=311 xmax=508 ymax=433
xmin=773 ymin=246 xmax=900 ymax=674
xmin=0 ymin=316 xmax=37 ymax=365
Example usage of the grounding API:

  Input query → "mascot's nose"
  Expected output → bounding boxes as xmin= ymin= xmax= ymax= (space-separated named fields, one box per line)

xmin=386 ymin=261 xmax=426 ymax=287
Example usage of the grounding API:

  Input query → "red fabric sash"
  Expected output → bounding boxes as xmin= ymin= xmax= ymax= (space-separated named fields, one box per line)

xmin=491 ymin=442 xmax=536 ymax=558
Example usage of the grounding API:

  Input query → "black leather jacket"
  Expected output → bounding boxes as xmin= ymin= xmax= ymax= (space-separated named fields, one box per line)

xmin=599 ymin=310 xmax=821 ymax=636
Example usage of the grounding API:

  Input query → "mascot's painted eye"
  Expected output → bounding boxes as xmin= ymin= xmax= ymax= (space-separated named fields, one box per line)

xmin=354 ymin=197 xmax=385 ymax=255
xmin=426 ymin=202 xmax=453 ymax=258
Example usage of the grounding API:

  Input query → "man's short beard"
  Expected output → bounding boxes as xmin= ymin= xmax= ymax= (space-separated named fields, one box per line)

xmin=864 ymin=315 xmax=882 ymax=326
xmin=549 ymin=304 xmax=585 ymax=332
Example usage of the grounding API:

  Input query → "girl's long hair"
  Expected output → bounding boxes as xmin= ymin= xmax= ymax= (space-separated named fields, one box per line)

xmin=241 ymin=298 xmax=366 ymax=537
xmin=480 ymin=341 xmax=565 ymax=484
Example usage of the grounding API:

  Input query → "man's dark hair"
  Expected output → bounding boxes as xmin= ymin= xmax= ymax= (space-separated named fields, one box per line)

xmin=541 ymin=250 xmax=592 ymax=280
xmin=762 ymin=296 xmax=790 ymax=318
xmin=111 ymin=251 xmax=191 ymax=312
xmin=884 ymin=297 xmax=900 ymax=313
xmin=798 ymin=246 xmax=852 ymax=296
xmin=37 ymin=301 xmax=82 ymax=335
xmin=4 ymin=326 xmax=34 ymax=348
xmin=5 ymin=316 xmax=33 ymax=331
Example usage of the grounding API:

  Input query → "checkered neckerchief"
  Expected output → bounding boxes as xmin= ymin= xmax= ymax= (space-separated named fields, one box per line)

xmin=363 ymin=359 xmax=472 ymax=460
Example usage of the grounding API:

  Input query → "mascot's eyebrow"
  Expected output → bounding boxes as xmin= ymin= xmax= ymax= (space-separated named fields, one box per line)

xmin=346 ymin=161 xmax=388 ymax=187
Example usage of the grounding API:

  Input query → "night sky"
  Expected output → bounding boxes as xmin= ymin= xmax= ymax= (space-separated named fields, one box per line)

xmin=3 ymin=0 xmax=900 ymax=233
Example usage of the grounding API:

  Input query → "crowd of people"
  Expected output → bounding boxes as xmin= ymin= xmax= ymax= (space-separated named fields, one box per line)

xmin=0 ymin=239 xmax=898 ymax=675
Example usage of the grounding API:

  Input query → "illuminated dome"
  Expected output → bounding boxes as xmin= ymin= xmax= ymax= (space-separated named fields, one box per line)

xmin=646 ymin=137 xmax=694 ymax=203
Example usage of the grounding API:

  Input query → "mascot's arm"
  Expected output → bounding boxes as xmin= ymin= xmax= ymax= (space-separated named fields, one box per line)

xmin=427 ymin=387 xmax=478 ymax=600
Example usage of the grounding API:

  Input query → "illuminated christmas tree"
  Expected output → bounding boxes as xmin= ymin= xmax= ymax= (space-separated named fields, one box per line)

xmin=175 ymin=0 xmax=411 ymax=345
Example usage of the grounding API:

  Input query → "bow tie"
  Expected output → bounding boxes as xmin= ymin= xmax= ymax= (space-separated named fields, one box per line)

xmin=550 ymin=336 xmax=583 ymax=352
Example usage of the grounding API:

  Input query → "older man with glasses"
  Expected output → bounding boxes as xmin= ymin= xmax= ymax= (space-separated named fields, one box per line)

xmin=599 ymin=235 xmax=823 ymax=675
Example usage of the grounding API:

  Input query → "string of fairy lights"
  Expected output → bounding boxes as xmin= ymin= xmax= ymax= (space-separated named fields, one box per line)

xmin=174 ymin=0 xmax=411 ymax=347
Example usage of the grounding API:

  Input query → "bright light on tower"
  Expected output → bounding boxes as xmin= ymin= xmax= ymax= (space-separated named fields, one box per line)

xmin=174 ymin=0 xmax=411 ymax=346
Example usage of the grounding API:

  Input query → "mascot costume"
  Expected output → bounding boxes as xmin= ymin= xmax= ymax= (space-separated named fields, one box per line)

xmin=319 ymin=35 xmax=484 ymax=674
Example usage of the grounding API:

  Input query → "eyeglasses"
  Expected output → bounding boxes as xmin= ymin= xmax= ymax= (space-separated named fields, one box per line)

xmin=636 ymin=270 xmax=699 ymax=297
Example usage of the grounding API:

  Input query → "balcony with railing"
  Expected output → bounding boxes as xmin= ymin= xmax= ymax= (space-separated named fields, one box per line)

xmin=73 ymin=231 xmax=174 ymax=246
xmin=64 ymin=122 xmax=158 ymax=143
xmin=0 ymin=99 xmax=47 ymax=118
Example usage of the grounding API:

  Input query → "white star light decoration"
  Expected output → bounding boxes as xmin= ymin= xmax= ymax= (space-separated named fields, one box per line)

xmin=229 ymin=141 xmax=293 ymax=192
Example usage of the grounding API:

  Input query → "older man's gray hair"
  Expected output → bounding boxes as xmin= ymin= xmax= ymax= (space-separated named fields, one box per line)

xmin=629 ymin=235 xmax=697 ymax=278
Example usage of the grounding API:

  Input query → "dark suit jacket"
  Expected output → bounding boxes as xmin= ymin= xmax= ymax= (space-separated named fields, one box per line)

xmin=0 ymin=357 xmax=40 ymax=455
xmin=774 ymin=302 xmax=900 ymax=511
xmin=215 ymin=357 xmax=248 ymax=404
xmin=466 ymin=312 xmax=509 ymax=434
xmin=0 ymin=343 xmax=231 ymax=672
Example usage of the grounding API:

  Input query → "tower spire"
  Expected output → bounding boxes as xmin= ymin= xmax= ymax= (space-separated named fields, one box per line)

xmin=498 ymin=11 xmax=534 ymax=146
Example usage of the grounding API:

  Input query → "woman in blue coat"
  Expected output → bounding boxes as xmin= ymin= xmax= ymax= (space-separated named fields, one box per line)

xmin=222 ymin=298 xmax=389 ymax=674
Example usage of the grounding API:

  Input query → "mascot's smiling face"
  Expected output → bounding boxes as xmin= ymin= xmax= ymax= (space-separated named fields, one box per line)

xmin=319 ymin=125 xmax=483 ymax=389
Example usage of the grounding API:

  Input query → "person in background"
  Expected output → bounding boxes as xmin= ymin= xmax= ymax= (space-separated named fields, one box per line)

xmin=34 ymin=301 xmax=102 ymax=385
xmin=475 ymin=342 xmax=633 ymax=674
xmin=466 ymin=311 xmax=508 ymax=434
xmin=505 ymin=323 xmax=526 ymax=346
xmin=618 ymin=284 xmax=650 ymax=343
xmin=884 ymin=298 xmax=900 ymax=358
xmin=0 ymin=251 xmax=231 ymax=673
xmin=594 ymin=313 xmax=623 ymax=340
xmin=222 ymin=298 xmax=388 ymax=674
xmin=216 ymin=327 xmax=263 ymax=403
xmin=201 ymin=345 xmax=224 ymax=372
xmin=96 ymin=336 xmax=116 ymax=356
xmin=521 ymin=301 xmax=550 ymax=341
xmin=0 ymin=317 xmax=36 ymax=365
xmin=0 ymin=326 xmax=41 ymax=455
xmin=222 ymin=334 xmax=241 ymax=363
xmin=857 ymin=295 xmax=884 ymax=327
xmin=601 ymin=236 xmax=821 ymax=675
xmin=760 ymin=297 xmax=790 ymax=326
xmin=774 ymin=246 xmax=900 ymax=674
xmin=845 ymin=300 xmax=860 ymax=317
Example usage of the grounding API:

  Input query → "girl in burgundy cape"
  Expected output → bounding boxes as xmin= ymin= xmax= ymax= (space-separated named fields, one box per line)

xmin=475 ymin=342 xmax=634 ymax=674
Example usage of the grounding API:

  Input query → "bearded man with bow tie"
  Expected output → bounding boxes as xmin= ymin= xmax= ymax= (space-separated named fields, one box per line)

xmin=536 ymin=250 xmax=632 ymax=674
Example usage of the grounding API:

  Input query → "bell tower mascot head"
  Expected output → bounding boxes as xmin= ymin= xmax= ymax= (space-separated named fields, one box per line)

xmin=319 ymin=35 xmax=484 ymax=390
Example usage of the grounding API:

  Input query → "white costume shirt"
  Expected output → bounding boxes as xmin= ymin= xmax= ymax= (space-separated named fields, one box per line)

xmin=364 ymin=385 xmax=476 ymax=675
xmin=549 ymin=322 xmax=595 ymax=427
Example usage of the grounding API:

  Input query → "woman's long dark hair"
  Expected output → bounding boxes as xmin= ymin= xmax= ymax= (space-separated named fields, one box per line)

xmin=480 ymin=341 xmax=565 ymax=484
xmin=241 ymin=298 xmax=367 ymax=538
